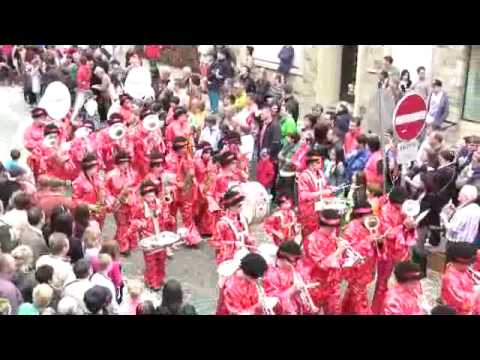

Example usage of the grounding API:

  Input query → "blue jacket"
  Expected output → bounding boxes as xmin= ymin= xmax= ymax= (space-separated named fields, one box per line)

xmin=345 ymin=149 xmax=370 ymax=181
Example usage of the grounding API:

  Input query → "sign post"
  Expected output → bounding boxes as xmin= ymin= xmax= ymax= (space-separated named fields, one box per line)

xmin=393 ymin=93 xmax=427 ymax=165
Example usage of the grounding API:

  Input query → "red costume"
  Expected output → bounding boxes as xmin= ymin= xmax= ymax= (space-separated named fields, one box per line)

xmin=263 ymin=209 xmax=299 ymax=246
xmin=256 ymin=157 xmax=276 ymax=190
xmin=296 ymin=168 xmax=332 ymax=237
xmin=193 ymin=156 xmax=217 ymax=236
xmin=119 ymin=106 xmax=139 ymax=128
xmin=383 ymin=283 xmax=424 ymax=315
xmin=298 ymin=226 xmax=343 ymax=314
xmin=441 ymin=264 xmax=476 ymax=315
xmin=216 ymin=271 xmax=262 ymax=315
xmin=132 ymin=125 xmax=166 ymax=178
xmin=37 ymin=140 xmax=78 ymax=180
xmin=174 ymin=153 xmax=202 ymax=246
xmin=97 ymin=126 xmax=135 ymax=173
xmin=344 ymin=127 xmax=362 ymax=156
xmin=341 ymin=218 xmax=377 ymax=315
xmin=165 ymin=119 xmax=194 ymax=153
xmin=371 ymin=200 xmax=417 ymax=314
xmin=210 ymin=211 xmax=255 ymax=265
xmin=105 ymin=166 xmax=141 ymax=254
xmin=69 ymin=132 xmax=103 ymax=172
xmin=128 ymin=195 xmax=175 ymax=289
xmin=72 ymin=171 xmax=110 ymax=228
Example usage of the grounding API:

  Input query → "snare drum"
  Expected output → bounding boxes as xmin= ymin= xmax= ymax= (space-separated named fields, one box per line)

xmin=257 ymin=243 xmax=278 ymax=265
xmin=237 ymin=181 xmax=270 ymax=224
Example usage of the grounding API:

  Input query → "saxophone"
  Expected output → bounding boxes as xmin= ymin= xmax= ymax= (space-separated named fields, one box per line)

xmin=202 ymin=165 xmax=215 ymax=196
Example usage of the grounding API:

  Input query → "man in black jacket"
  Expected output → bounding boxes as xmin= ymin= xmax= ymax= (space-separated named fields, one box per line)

xmin=283 ymin=84 xmax=299 ymax=123
xmin=257 ymin=107 xmax=282 ymax=161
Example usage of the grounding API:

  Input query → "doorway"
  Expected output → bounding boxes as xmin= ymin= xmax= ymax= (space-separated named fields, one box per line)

xmin=339 ymin=45 xmax=358 ymax=104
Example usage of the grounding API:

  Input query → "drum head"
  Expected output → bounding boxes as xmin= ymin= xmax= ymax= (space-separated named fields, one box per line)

xmin=257 ymin=243 xmax=278 ymax=265
xmin=39 ymin=81 xmax=72 ymax=121
xmin=233 ymin=248 xmax=250 ymax=263
xmin=217 ymin=259 xmax=240 ymax=277
xmin=238 ymin=181 xmax=270 ymax=224
xmin=85 ymin=99 xmax=98 ymax=116
xmin=124 ymin=66 xmax=153 ymax=100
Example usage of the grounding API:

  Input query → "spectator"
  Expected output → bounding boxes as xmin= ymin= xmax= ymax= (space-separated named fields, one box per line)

xmin=256 ymin=149 xmax=276 ymax=195
xmin=283 ymin=84 xmax=299 ymax=123
xmin=36 ymin=232 xmax=76 ymax=289
xmin=18 ymin=283 xmax=55 ymax=315
xmin=118 ymin=280 xmax=144 ymax=315
xmin=334 ymin=103 xmax=351 ymax=140
xmin=255 ymin=68 xmax=271 ymax=107
xmin=272 ymin=102 xmax=296 ymax=145
xmin=42 ymin=205 xmax=69 ymax=246
xmin=17 ymin=207 xmax=48 ymax=263
xmin=72 ymin=204 xmax=91 ymax=240
xmin=238 ymin=65 xmax=256 ymax=94
xmin=0 ymin=254 xmax=23 ymax=314
xmin=268 ymin=74 xmax=283 ymax=102
xmin=63 ymin=259 xmax=93 ymax=313
xmin=10 ymin=245 xmax=36 ymax=306
xmin=83 ymin=285 xmax=112 ymax=315
xmin=51 ymin=212 xmax=83 ymax=263
xmin=82 ymin=226 xmax=102 ymax=264
xmin=312 ymin=120 xmax=333 ymax=158
xmin=364 ymin=134 xmax=384 ymax=195
xmin=412 ymin=66 xmax=429 ymax=101
xmin=382 ymin=55 xmax=400 ymax=79
xmin=324 ymin=144 xmax=347 ymax=188
xmin=300 ymin=113 xmax=318 ymax=142
xmin=91 ymin=241 xmax=123 ymax=303
xmin=456 ymin=148 xmax=480 ymax=191
xmin=239 ymin=46 xmax=255 ymax=70
xmin=257 ymin=107 xmax=282 ymax=161
xmin=416 ymin=130 xmax=445 ymax=167
xmin=426 ymin=79 xmax=449 ymax=129
xmin=1 ymin=191 xmax=31 ymax=241
xmin=443 ymin=185 xmax=480 ymax=244
xmin=277 ymin=46 xmax=295 ymax=81
xmin=35 ymin=264 xmax=54 ymax=285
xmin=347 ymin=135 xmax=370 ymax=182
xmin=36 ymin=176 xmax=75 ymax=221
xmin=207 ymin=49 xmax=234 ymax=113
xmin=0 ymin=163 xmax=22 ymax=211
xmin=137 ymin=300 xmax=156 ymax=315
xmin=276 ymin=132 xmax=301 ymax=201
xmin=57 ymin=296 xmax=83 ymax=315
xmin=156 ymin=279 xmax=197 ymax=315
xmin=344 ymin=116 xmax=363 ymax=156
xmin=232 ymin=81 xmax=248 ymax=111
xmin=399 ymin=69 xmax=412 ymax=94
xmin=3 ymin=149 xmax=24 ymax=174
xmin=91 ymin=66 xmax=112 ymax=122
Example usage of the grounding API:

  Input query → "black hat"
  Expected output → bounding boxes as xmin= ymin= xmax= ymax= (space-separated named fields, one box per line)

xmin=114 ymin=150 xmax=132 ymax=164
xmin=223 ymin=131 xmax=241 ymax=146
xmin=388 ymin=185 xmax=409 ymax=205
xmin=83 ymin=120 xmax=95 ymax=131
xmin=32 ymin=107 xmax=48 ymax=118
xmin=431 ymin=305 xmax=457 ymax=315
xmin=43 ymin=123 xmax=60 ymax=136
xmin=394 ymin=261 xmax=423 ymax=283
xmin=353 ymin=198 xmax=373 ymax=217
xmin=319 ymin=208 xmax=342 ymax=227
xmin=172 ymin=136 xmax=189 ymax=151
xmin=197 ymin=141 xmax=213 ymax=154
xmin=275 ymin=194 xmax=293 ymax=206
xmin=306 ymin=149 xmax=323 ymax=165
xmin=216 ymin=151 xmax=236 ymax=167
xmin=81 ymin=153 xmax=99 ymax=171
xmin=174 ymin=106 xmax=188 ymax=120
xmin=240 ymin=253 xmax=268 ymax=279
xmin=140 ymin=180 xmax=158 ymax=196
xmin=119 ymin=93 xmax=133 ymax=106
xmin=446 ymin=242 xmax=477 ymax=265
xmin=108 ymin=112 xmax=125 ymax=125
xmin=140 ymin=109 xmax=154 ymax=121
xmin=220 ymin=189 xmax=245 ymax=209
xmin=149 ymin=152 xmax=165 ymax=167
xmin=277 ymin=241 xmax=302 ymax=259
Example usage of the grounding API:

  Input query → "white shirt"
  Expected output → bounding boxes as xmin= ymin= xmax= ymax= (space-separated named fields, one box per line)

xmin=199 ymin=126 xmax=221 ymax=151
xmin=240 ymin=134 xmax=255 ymax=161
xmin=446 ymin=203 xmax=480 ymax=243
xmin=36 ymin=254 xmax=76 ymax=289
xmin=90 ymin=272 xmax=119 ymax=313
xmin=63 ymin=278 xmax=93 ymax=313
xmin=1 ymin=209 xmax=29 ymax=241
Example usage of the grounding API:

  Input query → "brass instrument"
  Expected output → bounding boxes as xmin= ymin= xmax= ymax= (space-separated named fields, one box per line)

xmin=142 ymin=115 xmax=161 ymax=132
xmin=43 ymin=134 xmax=58 ymax=148
xmin=109 ymin=122 xmax=127 ymax=141
xmin=364 ymin=215 xmax=381 ymax=256
xmin=256 ymin=278 xmax=277 ymax=316
xmin=202 ymin=166 xmax=215 ymax=196
xmin=290 ymin=264 xmax=319 ymax=314
xmin=336 ymin=237 xmax=366 ymax=267
xmin=164 ymin=191 xmax=173 ymax=204
xmin=468 ymin=267 xmax=480 ymax=286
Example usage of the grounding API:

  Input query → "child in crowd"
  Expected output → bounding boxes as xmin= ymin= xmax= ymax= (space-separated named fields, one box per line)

xmin=256 ymin=148 xmax=276 ymax=194
xmin=91 ymin=240 xmax=124 ymax=304
xmin=119 ymin=280 xmax=145 ymax=315
xmin=82 ymin=226 xmax=102 ymax=264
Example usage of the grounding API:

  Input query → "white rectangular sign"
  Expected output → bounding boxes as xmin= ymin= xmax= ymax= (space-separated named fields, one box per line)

xmin=397 ymin=140 xmax=419 ymax=165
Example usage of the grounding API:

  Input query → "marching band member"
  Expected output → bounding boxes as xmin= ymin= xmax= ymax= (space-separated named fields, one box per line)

xmin=105 ymin=150 xmax=141 ymax=256
xmin=296 ymin=149 xmax=334 ymax=237
xmin=165 ymin=107 xmax=194 ymax=154
xmin=118 ymin=94 xmax=139 ymax=127
xmin=440 ymin=242 xmax=477 ymax=315
xmin=341 ymin=199 xmax=378 ymax=315
xmin=382 ymin=261 xmax=425 ymax=315
xmin=371 ymin=186 xmax=417 ymax=314
xmin=220 ymin=131 xmax=249 ymax=177
xmin=98 ymin=113 xmax=135 ymax=173
xmin=216 ymin=252 xmax=269 ymax=315
xmin=298 ymin=208 xmax=346 ymax=315
xmin=263 ymin=241 xmax=311 ymax=315
xmin=72 ymin=153 xmax=111 ymax=228
xmin=172 ymin=136 xmax=202 ymax=247
xmin=132 ymin=110 xmax=166 ymax=179
xmin=24 ymin=107 xmax=49 ymax=178
xmin=69 ymin=120 xmax=102 ymax=172
xmin=263 ymin=195 xmax=299 ymax=246
xmin=38 ymin=123 xmax=77 ymax=180
xmin=210 ymin=189 xmax=256 ymax=265
xmin=127 ymin=180 xmax=176 ymax=291
xmin=193 ymin=142 xmax=217 ymax=237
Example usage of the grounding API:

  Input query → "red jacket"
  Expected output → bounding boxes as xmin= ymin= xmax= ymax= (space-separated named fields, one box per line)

xmin=344 ymin=128 xmax=362 ymax=156
xmin=383 ymin=283 xmax=423 ymax=315
xmin=263 ymin=209 xmax=298 ymax=246
xmin=263 ymin=263 xmax=303 ymax=315
xmin=77 ymin=64 xmax=92 ymax=91
xmin=441 ymin=264 xmax=476 ymax=315
xmin=217 ymin=271 xmax=261 ymax=315
xmin=144 ymin=45 xmax=164 ymax=60
xmin=256 ymin=158 xmax=275 ymax=189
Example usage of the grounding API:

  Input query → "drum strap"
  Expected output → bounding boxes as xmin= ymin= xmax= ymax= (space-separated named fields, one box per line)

xmin=305 ymin=170 xmax=322 ymax=190
xmin=220 ymin=215 xmax=249 ymax=246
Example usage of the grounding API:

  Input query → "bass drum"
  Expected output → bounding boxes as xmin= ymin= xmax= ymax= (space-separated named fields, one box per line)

xmin=237 ymin=181 xmax=270 ymax=224
xmin=38 ymin=81 xmax=72 ymax=121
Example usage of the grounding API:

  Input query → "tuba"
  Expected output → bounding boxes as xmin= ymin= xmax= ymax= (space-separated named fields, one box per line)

xmin=142 ymin=114 xmax=161 ymax=132
xmin=109 ymin=123 xmax=127 ymax=142
xmin=43 ymin=134 xmax=58 ymax=149
xmin=364 ymin=215 xmax=380 ymax=235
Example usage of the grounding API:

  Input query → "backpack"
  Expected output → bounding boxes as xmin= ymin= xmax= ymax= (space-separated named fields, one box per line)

xmin=0 ymin=219 xmax=16 ymax=253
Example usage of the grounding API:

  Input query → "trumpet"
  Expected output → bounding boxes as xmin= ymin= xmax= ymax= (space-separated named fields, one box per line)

xmin=164 ymin=191 xmax=173 ymax=204
xmin=337 ymin=237 xmax=366 ymax=267
xmin=256 ymin=278 xmax=277 ymax=315
xmin=290 ymin=264 xmax=319 ymax=314
xmin=468 ymin=267 xmax=480 ymax=286
xmin=364 ymin=215 xmax=382 ymax=256
xmin=43 ymin=134 xmax=58 ymax=148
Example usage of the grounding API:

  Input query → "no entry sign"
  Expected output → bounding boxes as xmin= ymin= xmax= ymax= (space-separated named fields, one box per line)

xmin=392 ymin=93 xmax=427 ymax=142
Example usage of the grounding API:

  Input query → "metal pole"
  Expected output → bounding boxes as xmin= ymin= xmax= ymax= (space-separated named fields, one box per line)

xmin=378 ymin=86 xmax=387 ymax=194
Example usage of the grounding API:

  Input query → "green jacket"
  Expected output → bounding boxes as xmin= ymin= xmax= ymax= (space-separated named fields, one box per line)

xmin=280 ymin=114 xmax=297 ymax=144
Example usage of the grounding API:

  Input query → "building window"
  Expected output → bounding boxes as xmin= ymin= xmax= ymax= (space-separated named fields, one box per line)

xmin=463 ymin=45 xmax=480 ymax=122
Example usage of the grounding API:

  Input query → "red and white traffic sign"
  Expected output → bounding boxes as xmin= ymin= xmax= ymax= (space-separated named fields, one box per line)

xmin=392 ymin=92 xmax=427 ymax=142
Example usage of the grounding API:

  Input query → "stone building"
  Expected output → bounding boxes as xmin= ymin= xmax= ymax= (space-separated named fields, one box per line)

xmin=246 ymin=45 xmax=480 ymax=138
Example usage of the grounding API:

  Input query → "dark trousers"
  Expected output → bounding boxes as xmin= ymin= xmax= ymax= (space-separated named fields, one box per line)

xmin=97 ymin=97 xmax=111 ymax=123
